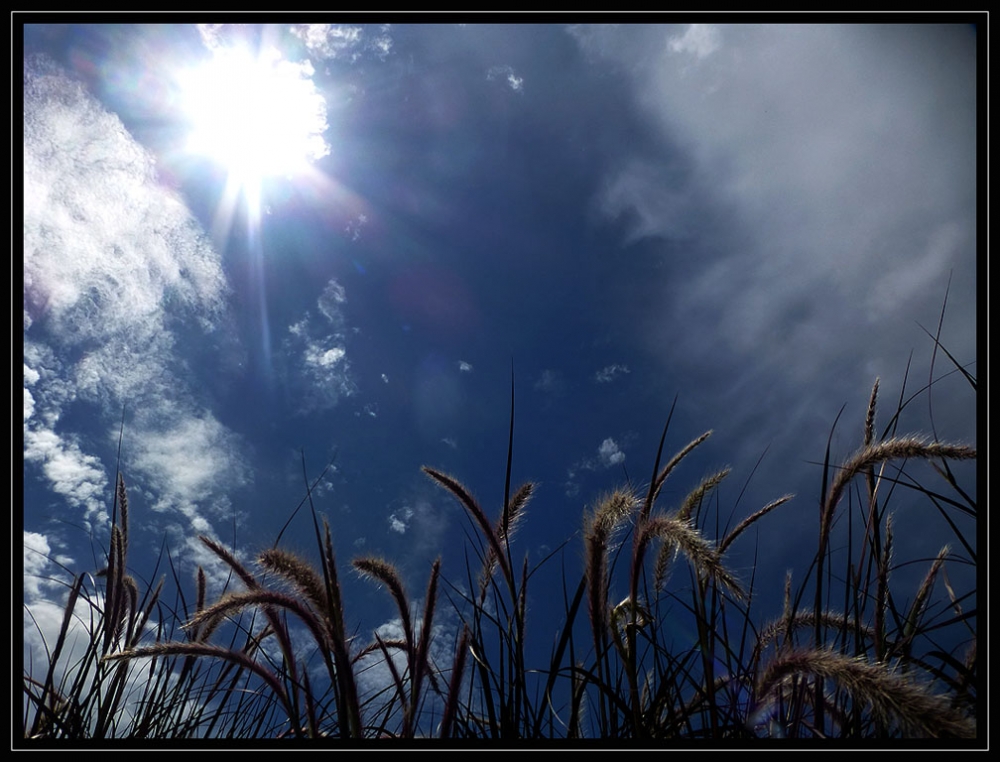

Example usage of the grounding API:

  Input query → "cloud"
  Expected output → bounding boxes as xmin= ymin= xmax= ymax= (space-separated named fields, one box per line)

xmin=24 ymin=531 xmax=54 ymax=600
xmin=353 ymin=598 xmax=462 ymax=730
xmin=668 ymin=23 xmax=721 ymax=59
xmin=290 ymin=24 xmax=392 ymax=62
xmin=23 ymin=585 xmax=101 ymax=705
xmin=24 ymin=387 xmax=35 ymax=421
xmin=594 ymin=364 xmax=630 ymax=384
xmin=131 ymin=410 xmax=249 ymax=514
xmin=23 ymin=428 xmax=109 ymax=529
xmin=564 ymin=435 xmax=629 ymax=497
xmin=24 ymin=60 xmax=226 ymax=339
xmin=571 ymin=24 xmax=976 ymax=405
xmin=23 ymin=56 xmax=246 ymax=554
xmin=597 ymin=437 xmax=626 ymax=467
xmin=599 ymin=159 xmax=697 ymax=244
xmin=533 ymin=369 xmax=566 ymax=399
xmin=486 ymin=64 xmax=524 ymax=92
xmin=317 ymin=279 xmax=347 ymax=320
xmin=284 ymin=278 xmax=356 ymax=413
xmin=458 ymin=361 xmax=473 ymax=373
xmin=388 ymin=505 xmax=413 ymax=534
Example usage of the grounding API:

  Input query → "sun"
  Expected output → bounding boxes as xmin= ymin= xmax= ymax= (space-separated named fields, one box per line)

xmin=178 ymin=44 xmax=329 ymax=199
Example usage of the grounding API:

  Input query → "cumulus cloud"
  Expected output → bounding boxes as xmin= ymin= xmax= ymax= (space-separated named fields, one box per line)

xmin=597 ymin=437 xmax=626 ymax=467
xmin=458 ymin=361 xmax=473 ymax=373
xmin=564 ymin=435 xmax=629 ymax=497
xmin=24 ymin=386 xmax=35 ymax=421
xmin=388 ymin=505 xmax=413 ymax=534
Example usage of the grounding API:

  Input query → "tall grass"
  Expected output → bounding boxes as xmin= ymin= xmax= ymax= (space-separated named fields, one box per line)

xmin=22 ymin=333 xmax=977 ymax=743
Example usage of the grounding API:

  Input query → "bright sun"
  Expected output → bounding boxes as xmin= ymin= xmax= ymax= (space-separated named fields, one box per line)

xmin=178 ymin=45 xmax=329 ymax=194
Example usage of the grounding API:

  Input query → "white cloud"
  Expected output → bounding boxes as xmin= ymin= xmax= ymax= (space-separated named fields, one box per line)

xmin=24 ymin=60 xmax=226 ymax=341
xmin=564 ymin=434 xmax=629 ymax=496
xmin=23 ymin=428 xmax=109 ymax=528
xmin=290 ymin=24 xmax=392 ymax=62
xmin=486 ymin=64 xmax=524 ymax=92
xmin=284 ymin=279 xmax=356 ymax=413
xmin=353 ymin=602 xmax=461 ymax=731
xmin=598 ymin=437 xmax=625 ymax=467
xmin=600 ymin=160 xmax=696 ymax=244
xmin=573 ymin=24 xmax=976 ymax=394
xmin=595 ymin=364 xmax=630 ymax=383
xmin=371 ymin=29 xmax=393 ymax=60
xmin=458 ymin=361 xmax=473 ymax=373
xmin=668 ymin=24 xmax=721 ymax=59
xmin=310 ymin=346 xmax=347 ymax=368
xmin=24 ymin=364 xmax=40 ymax=386
xmin=23 ymin=589 xmax=101 ymax=703
xmin=534 ymin=369 xmax=564 ymax=395
xmin=24 ymin=531 xmax=53 ymax=600
xmin=131 ymin=411 xmax=249 ymax=516
xmin=318 ymin=279 xmax=347 ymax=321
xmin=24 ymin=387 xmax=35 ymax=421
xmin=23 ymin=57 xmax=244 ymax=548
xmin=388 ymin=505 xmax=413 ymax=534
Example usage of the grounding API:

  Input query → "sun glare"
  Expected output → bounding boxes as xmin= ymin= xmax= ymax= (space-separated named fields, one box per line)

xmin=179 ymin=45 xmax=329 ymax=190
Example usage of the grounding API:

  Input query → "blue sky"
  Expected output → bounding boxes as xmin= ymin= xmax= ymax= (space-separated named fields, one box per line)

xmin=20 ymin=20 xmax=980 ymax=728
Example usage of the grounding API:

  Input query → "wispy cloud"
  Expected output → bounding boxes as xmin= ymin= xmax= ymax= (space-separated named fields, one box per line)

xmin=594 ymin=364 xmax=630 ymax=384
xmin=290 ymin=23 xmax=393 ymax=62
xmin=570 ymin=24 xmax=976 ymax=447
xmin=668 ymin=24 xmax=721 ymax=60
xmin=132 ymin=410 xmax=248 ymax=521
xmin=23 ymin=55 xmax=246 ymax=559
xmin=533 ymin=369 xmax=566 ymax=401
xmin=285 ymin=278 xmax=356 ymax=414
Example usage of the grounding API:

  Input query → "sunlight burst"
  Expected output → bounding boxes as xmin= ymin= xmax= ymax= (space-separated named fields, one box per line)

xmin=179 ymin=45 xmax=329 ymax=191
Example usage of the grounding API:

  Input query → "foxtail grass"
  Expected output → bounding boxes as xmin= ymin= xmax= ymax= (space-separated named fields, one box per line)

xmin=23 ymin=323 xmax=976 ymax=742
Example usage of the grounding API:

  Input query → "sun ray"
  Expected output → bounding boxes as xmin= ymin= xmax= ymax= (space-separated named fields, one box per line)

xmin=177 ymin=42 xmax=329 ymax=211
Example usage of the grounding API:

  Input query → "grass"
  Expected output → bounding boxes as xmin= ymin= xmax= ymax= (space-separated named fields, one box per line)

xmin=21 ymin=329 xmax=978 ymax=743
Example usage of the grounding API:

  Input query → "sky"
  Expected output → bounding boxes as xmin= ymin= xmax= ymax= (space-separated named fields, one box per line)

xmin=19 ymin=19 xmax=982 ymax=735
